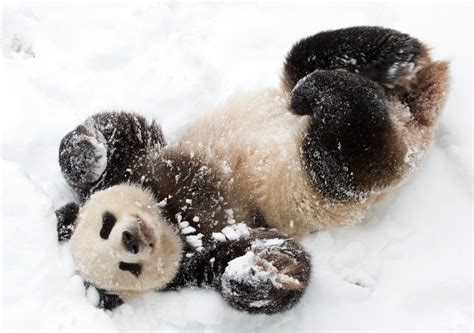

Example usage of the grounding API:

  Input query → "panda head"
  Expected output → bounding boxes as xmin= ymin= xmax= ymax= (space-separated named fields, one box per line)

xmin=61 ymin=184 xmax=182 ymax=299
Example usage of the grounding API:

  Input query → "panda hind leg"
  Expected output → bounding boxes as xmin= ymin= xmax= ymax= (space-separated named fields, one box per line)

xmin=282 ymin=26 xmax=430 ymax=92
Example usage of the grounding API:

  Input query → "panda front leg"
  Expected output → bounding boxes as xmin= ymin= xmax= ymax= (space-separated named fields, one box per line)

xmin=282 ymin=26 xmax=430 ymax=92
xmin=58 ymin=112 xmax=165 ymax=200
xmin=218 ymin=229 xmax=311 ymax=314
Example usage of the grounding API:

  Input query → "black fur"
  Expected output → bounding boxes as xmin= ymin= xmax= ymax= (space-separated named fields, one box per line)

xmin=84 ymin=282 xmax=124 ymax=310
xmin=283 ymin=26 xmax=426 ymax=90
xmin=97 ymin=290 xmax=124 ymax=310
xmin=55 ymin=202 xmax=79 ymax=241
xmin=292 ymin=70 xmax=405 ymax=201
xmin=139 ymin=149 xmax=231 ymax=240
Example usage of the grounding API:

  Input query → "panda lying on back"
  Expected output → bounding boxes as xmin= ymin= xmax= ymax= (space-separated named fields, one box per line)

xmin=56 ymin=27 xmax=449 ymax=313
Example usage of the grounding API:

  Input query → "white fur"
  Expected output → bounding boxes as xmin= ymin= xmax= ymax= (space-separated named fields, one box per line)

xmin=70 ymin=184 xmax=182 ymax=298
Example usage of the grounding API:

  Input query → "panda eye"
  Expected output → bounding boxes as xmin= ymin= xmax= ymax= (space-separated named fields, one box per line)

xmin=119 ymin=262 xmax=142 ymax=277
xmin=100 ymin=212 xmax=116 ymax=240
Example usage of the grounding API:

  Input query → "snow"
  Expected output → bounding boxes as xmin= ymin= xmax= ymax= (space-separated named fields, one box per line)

xmin=223 ymin=252 xmax=263 ymax=285
xmin=86 ymin=130 xmax=108 ymax=178
xmin=1 ymin=1 xmax=472 ymax=331
xmin=156 ymin=197 xmax=167 ymax=207
xmin=178 ymin=221 xmax=189 ymax=229
xmin=252 ymin=238 xmax=286 ymax=249
xmin=180 ymin=226 xmax=196 ymax=235
xmin=212 ymin=232 xmax=227 ymax=242
xmin=221 ymin=223 xmax=250 ymax=241
xmin=186 ymin=233 xmax=203 ymax=249
xmin=222 ymin=251 xmax=301 ymax=294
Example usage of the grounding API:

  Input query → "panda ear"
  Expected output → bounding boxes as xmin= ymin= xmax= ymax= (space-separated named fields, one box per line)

xmin=96 ymin=287 xmax=124 ymax=310
xmin=55 ymin=202 xmax=79 ymax=242
xmin=83 ymin=281 xmax=124 ymax=310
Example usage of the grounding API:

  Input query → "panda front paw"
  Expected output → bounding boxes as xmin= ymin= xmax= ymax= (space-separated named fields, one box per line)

xmin=59 ymin=123 xmax=108 ymax=188
xmin=221 ymin=243 xmax=309 ymax=314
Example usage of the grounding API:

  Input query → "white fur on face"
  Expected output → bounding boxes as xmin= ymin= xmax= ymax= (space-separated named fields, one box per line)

xmin=70 ymin=184 xmax=182 ymax=298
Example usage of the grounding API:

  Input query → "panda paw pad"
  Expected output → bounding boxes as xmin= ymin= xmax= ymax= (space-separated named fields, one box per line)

xmin=59 ymin=125 xmax=108 ymax=186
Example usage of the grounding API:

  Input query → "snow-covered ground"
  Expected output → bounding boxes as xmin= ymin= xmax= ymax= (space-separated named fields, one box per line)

xmin=1 ymin=1 xmax=472 ymax=331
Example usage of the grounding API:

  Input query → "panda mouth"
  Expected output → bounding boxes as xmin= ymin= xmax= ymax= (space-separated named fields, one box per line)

xmin=119 ymin=261 xmax=142 ymax=277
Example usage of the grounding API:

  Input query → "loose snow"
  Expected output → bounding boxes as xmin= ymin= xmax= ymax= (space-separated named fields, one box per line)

xmin=222 ymin=251 xmax=300 ymax=292
xmin=1 ymin=1 xmax=472 ymax=331
xmin=221 ymin=223 xmax=250 ymax=241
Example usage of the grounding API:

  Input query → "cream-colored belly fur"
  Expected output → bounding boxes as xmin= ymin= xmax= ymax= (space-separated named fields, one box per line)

xmin=175 ymin=89 xmax=394 ymax=236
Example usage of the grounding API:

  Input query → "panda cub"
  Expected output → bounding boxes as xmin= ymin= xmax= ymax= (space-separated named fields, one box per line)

xmin=56 ymin=26 xmax=449 ymax=313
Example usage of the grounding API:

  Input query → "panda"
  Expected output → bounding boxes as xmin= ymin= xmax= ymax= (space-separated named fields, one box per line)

xmin=56 ymin=26 xmax=449 ymax=313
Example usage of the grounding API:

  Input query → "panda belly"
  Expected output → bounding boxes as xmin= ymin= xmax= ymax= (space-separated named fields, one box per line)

xmin=177 ymin=89 xmax=377 ymax=236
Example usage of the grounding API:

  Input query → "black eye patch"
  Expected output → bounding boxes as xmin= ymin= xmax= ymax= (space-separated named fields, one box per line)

xmin=119 ymin=262 xmax=142 ymax=277
xmin=100 ymin=212 xmax=116 ymax=240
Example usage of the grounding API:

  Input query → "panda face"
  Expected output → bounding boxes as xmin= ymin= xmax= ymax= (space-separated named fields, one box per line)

xmin=70 ymin=184 xmax=183 ymax=298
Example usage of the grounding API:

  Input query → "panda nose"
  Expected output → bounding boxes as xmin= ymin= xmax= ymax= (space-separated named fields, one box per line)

xmin=122 ymin=230 xmax=140 ymax=254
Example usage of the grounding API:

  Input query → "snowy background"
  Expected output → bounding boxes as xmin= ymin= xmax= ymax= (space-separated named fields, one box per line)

xmin=1 ymin=1 xmax=472 ymax=331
